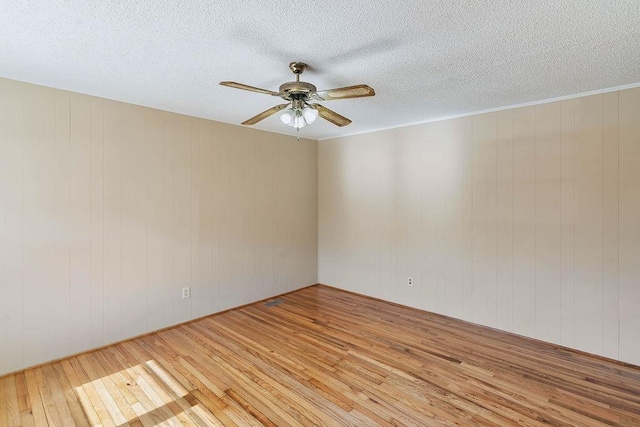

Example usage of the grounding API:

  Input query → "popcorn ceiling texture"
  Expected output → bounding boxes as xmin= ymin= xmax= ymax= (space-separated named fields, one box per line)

xmin=0 ymin=0 xmax=638 ymax=140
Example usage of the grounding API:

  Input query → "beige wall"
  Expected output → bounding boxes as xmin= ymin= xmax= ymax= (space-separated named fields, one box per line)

xmin=319 ymin=87 xmax=640 ymax=365
xmin=2 ymin=75 xmax=638 ymax=374
xmin=0 ymin=78 xmax=318 ymax=375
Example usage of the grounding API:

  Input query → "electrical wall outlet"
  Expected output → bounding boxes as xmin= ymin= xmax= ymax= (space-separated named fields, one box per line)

xmin=182 ymin=287 xmax=191 ymax=299
xmin=407 ymin=277 xmax=413 ymax=287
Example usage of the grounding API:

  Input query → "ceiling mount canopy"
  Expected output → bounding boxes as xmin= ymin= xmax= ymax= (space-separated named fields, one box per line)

xmin=220 ymin=62 xmax=375 ymax=130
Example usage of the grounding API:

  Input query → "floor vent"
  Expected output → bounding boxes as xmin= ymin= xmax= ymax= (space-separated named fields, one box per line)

xmin=264 ymin=298 xmax=284 ymax=307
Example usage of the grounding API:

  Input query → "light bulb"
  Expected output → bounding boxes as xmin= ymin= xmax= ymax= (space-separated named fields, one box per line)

xmin=303 ymin=107 xmax=318 ymax=124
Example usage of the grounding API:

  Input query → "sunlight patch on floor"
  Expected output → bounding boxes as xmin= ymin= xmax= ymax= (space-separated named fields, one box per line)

xmin=74 ymin=359 xmax=194 ymax=426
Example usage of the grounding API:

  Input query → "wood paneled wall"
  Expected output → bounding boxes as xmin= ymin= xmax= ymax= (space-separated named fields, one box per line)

xmin=319 ymin=87 xmax=640 ymax=365
xmin=0 ymin=78 xmax=318 ymax=376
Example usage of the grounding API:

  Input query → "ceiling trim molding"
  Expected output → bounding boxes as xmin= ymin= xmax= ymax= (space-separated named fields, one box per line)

xmin=319 ymin=81 xmax=640 ymax=141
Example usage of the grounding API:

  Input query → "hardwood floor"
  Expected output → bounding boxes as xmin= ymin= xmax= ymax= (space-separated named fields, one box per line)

xmin=1 ymin=285 xmax=639 ymax=426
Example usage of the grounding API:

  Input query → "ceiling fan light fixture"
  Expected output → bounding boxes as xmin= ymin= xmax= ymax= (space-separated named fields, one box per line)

xmin=280 ymin=106 xmax=314 ymax=129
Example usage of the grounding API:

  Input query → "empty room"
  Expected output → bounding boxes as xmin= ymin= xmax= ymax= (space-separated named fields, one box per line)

xmin=1 ymin=1 xmax=640 ymax=426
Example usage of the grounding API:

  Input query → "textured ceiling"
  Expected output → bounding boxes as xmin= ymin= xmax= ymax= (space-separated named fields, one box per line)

xmin=1 ymin=1 xmax=639 ymax=140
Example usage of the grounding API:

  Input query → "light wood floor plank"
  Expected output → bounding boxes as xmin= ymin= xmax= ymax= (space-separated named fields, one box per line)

xmin=76 ymin=353 xmax=127 ymax=426
xmin=39 ymin=364 xmax=77 ymax=426
xmin=123 ymin=341 xmax=220 ymax=426
xmin=24 ymin=368 xmax=51 ymax=426
xmin=60 ymin=358 xmax=102 ymax=426
xmin=107 ymin=345 xmax=180 ymax=427
xmin=68 ymin=356 xmax=117 ymax=427
xmin=1 ymin=375 xmax=21 ymax=427
xmin=13 ymin=372 xmax=36 ymax=427
xmin=49 ymin=362 xmax=91 ymax=427
xmin=90 ymin=349 xmax=142 ymax=424
xmin=1 ymin=285 xmax=639 ymax=426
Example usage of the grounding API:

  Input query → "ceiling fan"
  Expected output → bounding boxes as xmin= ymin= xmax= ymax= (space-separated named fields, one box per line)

xmin=220 ymin=62 xmax=375 ymax=130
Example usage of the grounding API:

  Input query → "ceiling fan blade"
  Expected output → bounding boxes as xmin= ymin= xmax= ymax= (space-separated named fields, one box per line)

xmin=219 ymin=81 xmax=279 ymax=96
xmin=313 ymin=84 xmax=375 ymax=101
xmin=312 ymin=104 xmax=352 ymax=127
xmin=241 ymin=104 xmax=289 ymax=125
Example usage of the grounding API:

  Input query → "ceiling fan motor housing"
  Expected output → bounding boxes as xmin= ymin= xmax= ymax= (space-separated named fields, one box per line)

xmin=279 ymin=81 xmax=317 ymax=101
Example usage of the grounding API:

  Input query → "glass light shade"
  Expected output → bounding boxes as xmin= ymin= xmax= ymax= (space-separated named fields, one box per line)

xmin=280 ymin=110 xmax=294 ymax=125
xmin=302 ymin=107 xmax=318 ymax=124
xmin=293 ymin=114 xmax=307 ymax=128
